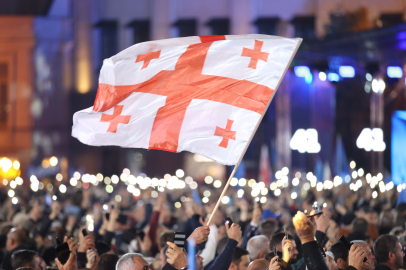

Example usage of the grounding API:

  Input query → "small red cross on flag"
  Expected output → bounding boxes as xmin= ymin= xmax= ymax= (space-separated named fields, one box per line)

xmin=72 ymin=34 xmax=301 ymax=165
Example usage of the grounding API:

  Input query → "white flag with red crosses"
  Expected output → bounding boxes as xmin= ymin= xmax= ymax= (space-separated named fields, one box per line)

xmin=72 ymin=35 xmax=301 ymax=165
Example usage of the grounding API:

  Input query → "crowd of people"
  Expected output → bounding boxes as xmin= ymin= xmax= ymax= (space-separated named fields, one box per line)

xmin=0 ymin=172 xmax=405 ymax=270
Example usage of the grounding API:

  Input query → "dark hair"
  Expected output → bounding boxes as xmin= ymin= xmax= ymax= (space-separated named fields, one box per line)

xmin=270 ymin=232 xmax=293 ymax=249
xmin=352 ymin=218 xmax=369 ymax=232
xmin=159 ymin=231 xmax=174 ymax=248
xmin=232 ymin=247 xmax=249 ymax=265
xmin=98 ymin=254 xmax=119 ymax=270
xmin=11 ymin=250 xmax=37 ymax=270
xmin=374 ymin=235 xmax=399 ymax=263
xmin=265 ymin=251 xmax=282 ymax=261
xmin=259 ymin=220 xmax=277 ymax=236
xmin=329 ymin=242 xmax=349 ymax=262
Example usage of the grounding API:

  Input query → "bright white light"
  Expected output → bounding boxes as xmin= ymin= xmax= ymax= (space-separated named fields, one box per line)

xmin=372 ymin=191 xmax=378 ymax=198
xmin=291 ymin=192 xmax=297 ymax=199
xmin=316 ymin=182 xmax=323 ymax=191
xmin=358 ymin=168 xmax=364 ymax=177
xmin=324 ymin=180 xmax=333 ymax=189
xmin=270 ymin=182 xmax=277 ymax=190
xmin=73 ymin=172 xmax=81 ymax=180
xmin=8 ymin=190 xmax=15 ymax=197
xmin=290 ymin=129 xmax=321 ymax=153
xmin=323 ymin=203 xmax=327 ymax=208
xmin=306 ymin=172 xmax=313 ymax=180
xmin=190 ymin=182 xmax=198 ymax=189
xmin=237 ymin=189 xmax=244 ymax=198
xmin=213 ymin=180 xmax=222 ymax=188
xmin=350 ymin=161 xmax=356 ymax=169
xmin=352 ymin=171 xmax=358 ymax=179
xmin=248 ymin=179 xmax=256 ymax=187
xmin=339 ymin=66 xmax=355 ymax=78
xmin=319 ymin=72 xmax=327 ymax=81
xmin=261 ymin=188 xmax=268 ymax=195
xmin=12 ymin=197 xmax=18 ymax=204
xmin=204 ymin=176 xmax=214 ymax=184
xmin=260 ymin=197 xmax=267 ymax=203
xmin=294 ymin=66 xmax=311 ymax=77
xmin=221 ymin=196 xmax=230 ymax=204
xmin=275 ymin=171 xmax=282 ymax=179
xmin=111 ymin=175 xmax=119 ymax=184
xmin=251 ymin=189 xmax=260 ymax=197
xmin=230 ymin=178 xmax=238 ymax=186
xmin=281 ymin=167 xmax=289 ymax=175
xmin=115 ymin=195 xmax=122 ymax=202
xmin=356 ymin=179 xmax=362 ymax=188
xmin=203 ymin=190 xmax=211 ymax=197
xmin=398 ymin=185 xmax=403 ymax=192
xmin=123 ymin=168 xmax=130 ymax=176
xmin=372 ymin=79 xmax=379 ymax=93
xmin=366 ymin=73 xmax=372 ymax=81
xmin=15 ymin=177 xmax=23 ymax=185
xmin=387 ymin=66 xmax=403 ymax=78
xmin=328 ymin=72 xmax=339 ymax=82
xmin=333 ymin=176 xmax=343 ymax=187
xmin=151 ymin=191 xmax=158 ymax=198
xmin=174 ymin=202 xmax=181 ymax=208
xmin=59 ymin=184 xmax=67 ymax=193
xmin=56 ymin=173 xmax=63 ymax=181
xmin=239 ymin=178 xmax=247 ymax=186
xmin=176 ymin=169 xmax=184 ymax=178
xmin=292 ymin=178 xmax=299 ymax=186
xmin=9 ymin=181 xmax=16 ymax=189
xmin=366 ymin=173 xmax=372 ymax=183
xmin=274 ymin=189 xmax=281 ymax=196
xmin=377 ymin=173 xmax=383 ymax=181
xmin=50 ymin=157 xmax=58 ymax=166
xmin=386 ymin=182 xmax=394 ymax=190
xmin=13 ymin=161 xmax=20 ymax=170
xmin=357 ymin=128 xmax=386 ymax=152
xmin=96 ymin=173 xmax=104 ymax=181
xmin=202 ymin=197 xmax=209 ymax=203
xmin=105 ymin=185 xmax=113 ymax=193
xmin=70 ymin=178 xmax=77 ymax=186
xmin=133 ymin=188 xmax=141 ymax=196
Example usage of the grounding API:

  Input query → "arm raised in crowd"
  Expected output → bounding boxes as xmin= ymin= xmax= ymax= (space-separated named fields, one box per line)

xmin=241 ymin=204 xmax=261 ymax=249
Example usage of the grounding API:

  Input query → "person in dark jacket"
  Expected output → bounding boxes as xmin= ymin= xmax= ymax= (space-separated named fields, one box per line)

xmin=1 ymin=229 xmax=27 ymax=270
xmin=373 ymin=235 xmax=405 ymax=270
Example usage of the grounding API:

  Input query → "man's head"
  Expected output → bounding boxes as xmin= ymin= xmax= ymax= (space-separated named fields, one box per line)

xmin=98 ymin=254 xmax=119 ymax=270
xmin=247 ymin=235 xmax=270 ymax=261
xmin=329 ymin=242 xmax=349 ymax=270
xmin=350 ymin=241 xmax=375 ymax=270
xmin=6 ymin=230 xmax=27 ymax=252
xmin=258 ymin=220 xmax=277 ymax=239
xmin=325 ymin=251 xmax=338 ymax=270
xmin=247 ymin=259 xmax=269 ymax=270
xmin=352 ymin=218 xmax=369 ymax=232
xmin=116 ymin=253 xmax=149 ymax=270
xmin=374 ymin=235 xmax=404 ymax=270
xmin=269 ymin=233 xmax=285 ymax=251
xmin=229 ymin=247 xmax=250 ymax=270
xmin=11 ymin=250 xmax=43 ymax=270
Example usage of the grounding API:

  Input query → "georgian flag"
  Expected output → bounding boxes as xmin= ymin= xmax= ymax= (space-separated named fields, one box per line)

xmin=72 ymin=35 xmax=301 ymax=165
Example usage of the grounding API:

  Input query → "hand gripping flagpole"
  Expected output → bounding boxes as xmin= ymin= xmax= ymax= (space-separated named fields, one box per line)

xmin=206 ymin=39 xmax=303 ymax=226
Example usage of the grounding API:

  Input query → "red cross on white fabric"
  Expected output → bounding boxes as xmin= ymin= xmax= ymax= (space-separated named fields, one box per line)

xmin=100 ymin=105 xmax=131 ymax=133
xmin=94 ymin=35 xmax=274 ymax=152
xmin=214 ymin=119 xmax=236 ymax=148
xmin=136 ymin=50 xmax=161 ymax=69
xmin=241 ymin=40 xmax=269 ymax=69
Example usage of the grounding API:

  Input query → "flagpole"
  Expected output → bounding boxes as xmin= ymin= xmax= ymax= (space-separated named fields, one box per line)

xmin=206 ymin=38 xmax=303 ymax=226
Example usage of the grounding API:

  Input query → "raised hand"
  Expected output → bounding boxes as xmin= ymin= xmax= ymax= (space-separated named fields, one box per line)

xmin=78 ymin=231 xmax=95 ymax=253
xmin=313 ymin=211 xmax=330 ymax=233
xmin=138 ymin=234 xmax=152 ymax=253
xmin=166 ymin=242 xmax=187 ymax=269
xmin=292 ymin=211 xmax=316 ymax=244
xmin=226 ymin=223 xmax=242 ymax=241
xmin=85 ymin=249 xmax=98 ymax=269
xmin=188 ymin=226 xmax=210 ymax=244
xmin=252 ymin=204 xmax=262 ymax=225
xmin=348 ymin=244 xmax=367 ymax=269
xmin=281 ymin=236 xmax=293 ymax=263
xmin=56 ymin=237 xmax=78 ymax=270
xmin=268 ymin=256 xmax=282 ymax=270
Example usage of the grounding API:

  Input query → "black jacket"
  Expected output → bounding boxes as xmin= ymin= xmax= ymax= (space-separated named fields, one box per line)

xmin=301 ymin=241 xmax=329 ymax=270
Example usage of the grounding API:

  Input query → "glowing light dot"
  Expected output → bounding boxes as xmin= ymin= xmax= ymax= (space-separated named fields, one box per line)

xmin=281 ymin=167 xmax=289 ymax=175
xmin=111 ymin=175 xmax=119 ymax=184
xmin=185 ymin=176 xmax=193 ymax=184
xmin=105 ymin=185 xmax=113 ymax=193
xmin=260 ymin=197 xmax=267 ymax=203
xmin=316 ymin=182 xmax=323 ymax=191
xmin=50 ymin=156 xmax=58 ymax=166
xmin=202 ymin=197 xmax=209 ymax=203
xmin=203 ymin=190 xmax=211 ymax=197
xmin=10 ymin=181 xmax=16 ymax=189
xmin=70 ymin=178 xmax=77 ymax=186
xmin=2 ymin=179 xmax=8 ymax=186
xmin=204 ymin=176 xmax=214 ymax=184
xmin=239 ymin=178 xmax=247 ymax=186
xmin=115 ymin=195 xmax=122 ymax=202
xmin=248 ymin=179 xmax=256 ymax=187
xmin=230 ymin=178 xmax=238 ymax=186
xmin=377 ymin=173 xmax=383 ymax=181
xmin=11 ymin=197 xmax=18 ymax=204
xmin=261 ymin=188 xmax=268 ymax=195
xmin=213 ymin=180 xmax=222 ymax=188
xmin=221 ymin=196 xmax=230 ymax=204
xmin=270 ymin=183 xmax=277 ymax=190
xmin=15 ymin=177 xmax=23 ymax=185
xmin=96 ymin=173 xmax=104 ymax=181
xmin=176 ymin=169 xmax=185 ymax=178
xmin=151 ymin=191 xmax=158 ymax=198
xmin=190 ymin=181 xmax=198 ymax=189
xmin=59 ymin=184 xmax=67 ymax=193
xmin=133 ymin=188 xmax=141 ymax=196
xmin=52 ymin=195 xmax=57 ymax=200
xmin=275 ymin=171 xmax=282 ymax=179
xmin=274 ymin=189 xmax=281 ymax=196
xmin=13 ymin=161 xmax=20 ymax=170
xmin=357 ymin=168 xmax=364 ymax=177
xmin=8 ymin=190 xmax=15 ymax=197
xmin=350 ymin=161 xmax=356 ymax=169
xmin=292 ymin=178 xmax=300 ymax=186
xmin=291 ymin=192 xmax=297 ymax=199
xmin=56 ymin=173 xmax=63 ymax=181
xmin=74 ymin=172 xmax=81 ymax=180
xmin=352 ymin=171 xmax=358 ymax=179
xmin=237 ymin=189 xmax=244 ymax=198
xmin=174 ymin=202 xmax=181 ymax=208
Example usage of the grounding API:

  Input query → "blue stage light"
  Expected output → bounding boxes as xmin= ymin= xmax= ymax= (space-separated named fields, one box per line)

xmin=327 ymin=73 xmax=340 ymax=82
xmin=339 ymin=66 xmax=355 ymax=78
xmin=294 ymin=66 xmax=311 ymax=77
xmin=387 ymin=66 xmax=403 ymax=78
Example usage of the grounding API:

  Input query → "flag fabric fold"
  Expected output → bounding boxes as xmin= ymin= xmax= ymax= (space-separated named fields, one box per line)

xmin=72 ymin=34 xmax=301 ymax=165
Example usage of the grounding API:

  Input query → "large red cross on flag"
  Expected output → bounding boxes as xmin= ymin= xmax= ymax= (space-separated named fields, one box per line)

xmin=72 ymin=34 xmax=301 ymax=165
